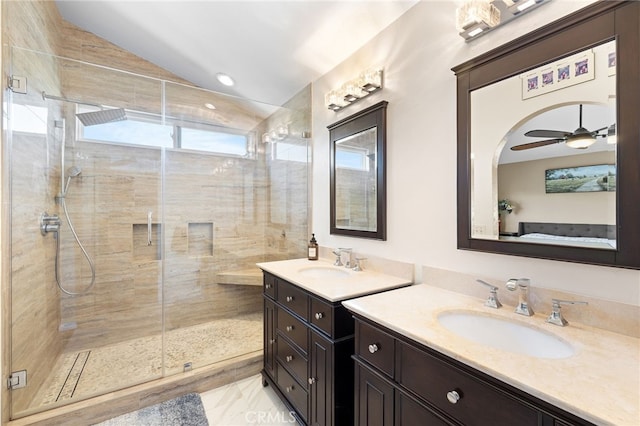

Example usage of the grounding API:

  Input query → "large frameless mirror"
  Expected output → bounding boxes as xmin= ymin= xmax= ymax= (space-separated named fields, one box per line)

xmin=329 ymin=101 xmax=387 ymax=240
xmin=453 ymin=2 xmax=640 ymax=269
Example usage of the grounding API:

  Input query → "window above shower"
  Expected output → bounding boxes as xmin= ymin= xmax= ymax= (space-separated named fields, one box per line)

xmin=78 ymin=105 xmax=251 ymax=157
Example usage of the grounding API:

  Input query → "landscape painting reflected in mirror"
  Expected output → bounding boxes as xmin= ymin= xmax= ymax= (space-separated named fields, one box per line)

xmin=545 ymin=164 xmax=615 ymax=193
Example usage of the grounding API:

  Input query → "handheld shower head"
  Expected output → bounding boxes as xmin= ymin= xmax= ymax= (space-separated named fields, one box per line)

xmin=63 ymin=166 xmax=82 ymax=195
xmin=67 ymin=166 xmax=82 ymax=178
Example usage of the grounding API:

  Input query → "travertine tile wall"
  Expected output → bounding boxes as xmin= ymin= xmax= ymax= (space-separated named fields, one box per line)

xmin=4 ymin=1 xmax=66 ymax=414
xmin=335 ymin=168 xmax=374 ymax=229
xmin=261 ymin=84 xmax=312 ymax=259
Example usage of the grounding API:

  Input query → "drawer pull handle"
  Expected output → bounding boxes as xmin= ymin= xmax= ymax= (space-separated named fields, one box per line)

xmin=286 ymin=296 xmax=294 ymax=302
xmin=315 ymin=312 xmax=324 ymax=320
xmin=269 ymin=338 xmax=276 ymax=345
xmin=368 ymin=344 xmax=379 ymax=354
xmin=286 ymin=325 xmax=294 ymax=332
xmin=286 ymin=385 xmax=295 ymax=393
xmin=308 ymin=377 xmax=316 ymax=385
xmin=447 ymin=390 xmax=461 ymax=404
xmin=285 ymin=355 xmax=293 ymax=362
xmin=265 ymin=284 xmax=272 ymax=289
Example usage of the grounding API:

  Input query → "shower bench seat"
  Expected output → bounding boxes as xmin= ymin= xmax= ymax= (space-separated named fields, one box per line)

xmin=216 ymin=268 xmax=262 ymax=286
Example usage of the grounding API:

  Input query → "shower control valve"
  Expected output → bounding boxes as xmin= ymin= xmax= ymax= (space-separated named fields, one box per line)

xmin=40 ymin=212 xmax=61 ymax=235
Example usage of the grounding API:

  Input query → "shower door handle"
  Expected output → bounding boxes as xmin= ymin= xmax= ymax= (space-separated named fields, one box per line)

xmin=147 ymin=211 xmax=153 ymax=246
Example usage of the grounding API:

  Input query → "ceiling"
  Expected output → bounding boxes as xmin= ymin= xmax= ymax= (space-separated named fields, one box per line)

xmin=55 ymin=0 xmax=419 ymax=107
xmin=500 ymin=103 xmax=616 ymax=164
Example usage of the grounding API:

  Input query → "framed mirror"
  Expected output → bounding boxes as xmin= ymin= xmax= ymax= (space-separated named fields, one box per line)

xmin=453 ymin=2 xmax=639 ymax=269
xmin=329 ymin=101 xmax=387 ymax=240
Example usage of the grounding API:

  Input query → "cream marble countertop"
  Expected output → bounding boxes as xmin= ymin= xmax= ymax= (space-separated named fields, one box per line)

xmin=342 ymin=284 xmax=640 ymax=426
xmin=256 ymin=258 xmax=412 ymax=302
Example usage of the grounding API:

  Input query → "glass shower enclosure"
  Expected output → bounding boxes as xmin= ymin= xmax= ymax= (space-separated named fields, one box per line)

xmin=5 ymin=47 xmax=310 ymax=419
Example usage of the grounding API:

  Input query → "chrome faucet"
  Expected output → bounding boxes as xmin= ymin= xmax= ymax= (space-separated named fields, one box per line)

xmin=506 ymin=278 xmax=534 ymax=316
xmin=546 ymin=298 xmax=588 ymax=326
xmin=476 ymin=279 xmax=502 ymax=309
xmin=339 ymin=248 xmax=352 ymax=268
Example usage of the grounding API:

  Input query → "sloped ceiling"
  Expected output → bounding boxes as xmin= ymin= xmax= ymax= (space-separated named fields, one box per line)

xmin=55 ymin=0 xmax=419 ymax=106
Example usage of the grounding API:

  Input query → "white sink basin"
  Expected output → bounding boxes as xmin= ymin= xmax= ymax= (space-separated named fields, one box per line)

xmin=297 ymin=266 xmax=350 ymax=279
xmin=437 ymin=311 xmax=574 ymax=359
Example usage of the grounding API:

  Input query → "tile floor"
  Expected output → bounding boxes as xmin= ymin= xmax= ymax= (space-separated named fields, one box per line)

xmin=24 ymin=314 xmax=262 ymax=416
xmin=201 ymin=374 xmax=300 ymax=425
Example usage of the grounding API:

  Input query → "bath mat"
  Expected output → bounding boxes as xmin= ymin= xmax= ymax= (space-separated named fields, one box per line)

xmin=93 ymin=393 xmax=209 ymax=426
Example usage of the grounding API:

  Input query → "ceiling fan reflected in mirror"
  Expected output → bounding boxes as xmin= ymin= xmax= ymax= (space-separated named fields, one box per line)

xmin=511 ymin=104 xmax=609 ymax=151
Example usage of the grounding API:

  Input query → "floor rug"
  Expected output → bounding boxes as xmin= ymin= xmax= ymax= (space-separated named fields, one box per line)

xmin=93 ymin=393 xmax=209 ymax=426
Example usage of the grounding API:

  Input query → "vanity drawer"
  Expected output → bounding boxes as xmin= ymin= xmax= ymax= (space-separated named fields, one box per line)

xmin=395 ymin=389 xmax=455 ymax=426
xmin=277 ymin=308 xmax=308 ymax=353
xmin=278 ymin=280 xmax=309 ymax=320
xmin=277 ymin=363 xmax=308 ymax=423
xmin=355 ymin=319 xmax=395 ymax=378
xmin=310 ymin=296 xmax=355 ymax=339
xmin=277 ymin=337 xmax=308 ymax=389
xmin=263 ymin=273 xmax=277 ymax=299
xmin=396 ymin=341 xmax=538 ymax=425
xmin=310 ymin=297 xmax=333 ymax=336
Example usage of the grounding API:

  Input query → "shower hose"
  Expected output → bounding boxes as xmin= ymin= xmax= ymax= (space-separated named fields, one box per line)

xmin=55 ymin=197 xmax=96 ymax=296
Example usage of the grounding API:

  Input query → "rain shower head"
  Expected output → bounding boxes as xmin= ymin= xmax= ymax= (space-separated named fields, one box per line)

xmin=76 ymin=108 xmax=127 ymax=126
xmin=42 ymin=92 xmax=128 ymax=126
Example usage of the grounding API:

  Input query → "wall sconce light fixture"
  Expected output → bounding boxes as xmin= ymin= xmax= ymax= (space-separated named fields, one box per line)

xmin=325 ymin=68 xmax=383 ymax=111
xmin=456 ymin=0 xmax=501 ymax=39
xmin=457 ymin=0 xmax=550 ymax=41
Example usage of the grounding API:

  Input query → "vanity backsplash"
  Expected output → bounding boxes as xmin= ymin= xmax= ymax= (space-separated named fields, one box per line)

xmin=316 ymin=246 xmax=636 ymax=337
xmin=423 ymin=266 xmax=639 ymax=339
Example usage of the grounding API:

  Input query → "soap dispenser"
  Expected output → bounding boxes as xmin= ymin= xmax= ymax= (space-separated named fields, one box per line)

xmin=308 ymin=234 xmax=319 ymax=260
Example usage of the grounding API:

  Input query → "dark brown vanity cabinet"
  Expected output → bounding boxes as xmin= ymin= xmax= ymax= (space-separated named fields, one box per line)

xmin=352 ymin=317 xmax=594 ymax=426
xmin=261 ymin=272 xmax=355 ymax=426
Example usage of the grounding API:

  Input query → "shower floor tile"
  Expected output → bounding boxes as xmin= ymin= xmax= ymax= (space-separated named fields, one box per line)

xmin=31 ymin=312 xmax=262 ymax=411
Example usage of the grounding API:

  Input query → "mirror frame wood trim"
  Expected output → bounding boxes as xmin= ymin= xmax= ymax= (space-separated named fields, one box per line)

xmin=328 ymin=101 xmax=388 ymax=240
xmin=452 ymin=1 xmax=639 ymax=269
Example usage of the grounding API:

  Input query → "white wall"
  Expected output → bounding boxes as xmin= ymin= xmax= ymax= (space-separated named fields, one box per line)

xmin=498 ymin=151 xmax=616 ymax=234
xmin=311 ymin=0 xmax=640 ymax=306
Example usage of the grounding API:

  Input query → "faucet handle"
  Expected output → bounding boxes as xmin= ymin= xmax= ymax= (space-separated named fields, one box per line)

xmin=332 ymin=249 xmax=343 ymax=266
xmin=352 ymin=257 xmax=367 ymax=272
xmin=476 ymin=279 xmax=502 ymax=309
xmin=546 ymin=298 xmax=588 ymax=327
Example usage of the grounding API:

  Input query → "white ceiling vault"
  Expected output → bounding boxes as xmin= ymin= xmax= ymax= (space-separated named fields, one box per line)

xmin=55 ymin=0 xmax=419 ymax=106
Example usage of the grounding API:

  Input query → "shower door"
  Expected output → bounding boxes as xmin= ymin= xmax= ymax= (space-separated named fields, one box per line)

xmin=5 ymin=46 xmax=310 ymax=420
xmin=160 ymin=82 xmax=268 ymax=375
xmin=7 ymin=48 xmax=166 ymax=418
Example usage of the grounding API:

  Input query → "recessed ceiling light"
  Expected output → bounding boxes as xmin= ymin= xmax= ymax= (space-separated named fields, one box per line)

xmin=216 ymin=73 xmax=235 ymax=87
xmin=204 ymin=103 xmax=216 ymax=110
